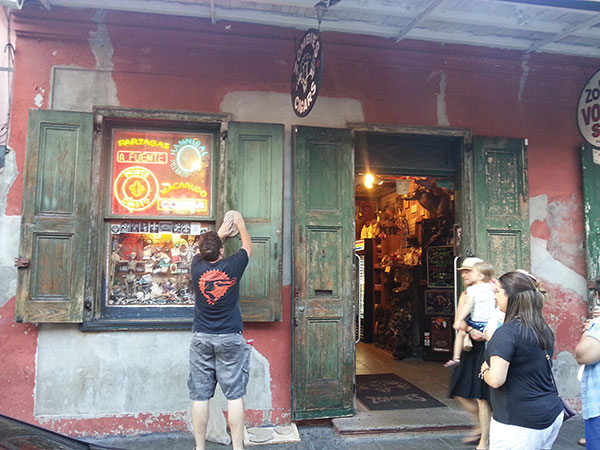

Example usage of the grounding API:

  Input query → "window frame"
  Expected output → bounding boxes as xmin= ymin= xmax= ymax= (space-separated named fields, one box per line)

xmin=82 ymin=108 xmax=230 ymax=331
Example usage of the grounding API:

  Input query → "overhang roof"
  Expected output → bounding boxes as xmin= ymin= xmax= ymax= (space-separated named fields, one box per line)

xmin=25 ymin=0 xmax=600 ymax=59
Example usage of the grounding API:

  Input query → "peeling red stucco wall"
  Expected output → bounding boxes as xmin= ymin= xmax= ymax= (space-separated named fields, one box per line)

xmin=0 ymin=298 xmax=38 ymax=422
xmin=2 ymin=3 xmax=599 ymax=435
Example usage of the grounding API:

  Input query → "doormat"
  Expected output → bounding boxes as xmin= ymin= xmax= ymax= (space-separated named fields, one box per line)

xmin=356 ymin=373 xmax=446 ymax=411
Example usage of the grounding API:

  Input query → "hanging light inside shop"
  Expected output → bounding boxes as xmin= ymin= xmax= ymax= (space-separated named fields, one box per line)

xmin=364 ymin=173 xmax=375 ymax=189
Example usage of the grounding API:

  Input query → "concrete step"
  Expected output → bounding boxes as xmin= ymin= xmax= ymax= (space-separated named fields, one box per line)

xmin=332 ymin=408 xmax=472 ymax=436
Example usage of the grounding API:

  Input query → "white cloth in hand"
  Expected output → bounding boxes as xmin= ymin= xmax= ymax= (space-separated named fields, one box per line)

xmin=221 ymin=210 xmax=240 ymax=238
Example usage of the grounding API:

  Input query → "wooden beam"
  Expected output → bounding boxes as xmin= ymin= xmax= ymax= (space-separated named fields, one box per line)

xmin=396 ymin=0 xmax=444 ymax=41
xmin=527 ymin=13 xmax=600 ymax=52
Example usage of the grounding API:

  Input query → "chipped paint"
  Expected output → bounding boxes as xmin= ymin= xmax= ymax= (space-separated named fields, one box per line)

xmin=436 ymin=70 xmax=449 ymax=126
xmin=530 ymin=194 xmax=586 ymax=276
xmin=426 ymin=70 xmax=449 ymax=127
xmin=34 ymin=92 xmax=44 ymax=108
xmin=529 ymin=194 xmax=548 ymax=224
xmin=89 ymin=10 xmax=114 ymax=70
xmin=531 ymin=237 xmax=586 ymax=299
xmin=0 ymin=149 xmax=19 ymax=307
xmin=554 ymin=350 xmax=581 ymax=401
xmin=517 ymin=53 xmax=530 ymax=102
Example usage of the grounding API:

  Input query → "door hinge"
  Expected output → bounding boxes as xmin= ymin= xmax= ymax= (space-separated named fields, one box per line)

xmin=14 ymin=257 xmax=30 ymax=269
xmin=353 ymin=382 xmax=356 ymax=394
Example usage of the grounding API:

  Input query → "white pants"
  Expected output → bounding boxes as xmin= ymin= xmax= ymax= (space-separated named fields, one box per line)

xmin=490 ymin=412 xmax=563 ymax=450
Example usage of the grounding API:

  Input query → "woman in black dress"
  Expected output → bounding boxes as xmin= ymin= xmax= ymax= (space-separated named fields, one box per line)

xmin=449 ymin=259 xmax=491 ymax=450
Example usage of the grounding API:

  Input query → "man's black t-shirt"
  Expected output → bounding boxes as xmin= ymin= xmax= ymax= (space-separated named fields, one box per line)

xmin=191 ymin=248 xmax=249 ymax=334
xmin=485 ymin=320 xmax=563 ymax=429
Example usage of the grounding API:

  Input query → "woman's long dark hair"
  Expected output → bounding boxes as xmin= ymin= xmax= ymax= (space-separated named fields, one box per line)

xmin=499 ymin=270 xmax=553 ymax=350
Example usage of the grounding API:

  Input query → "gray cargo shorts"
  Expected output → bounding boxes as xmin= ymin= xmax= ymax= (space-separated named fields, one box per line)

xmin=188 ymin=331 xmax=251 ymax=401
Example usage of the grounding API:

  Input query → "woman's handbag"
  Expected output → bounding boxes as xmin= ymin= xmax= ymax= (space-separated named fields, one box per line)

xmin=560 ymin=397 xmax=576 ymax=421
xmin=545 ymin=352 xmax=576 ymax=421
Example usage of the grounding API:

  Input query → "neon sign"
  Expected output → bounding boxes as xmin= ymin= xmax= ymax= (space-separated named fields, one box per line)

xmin=170 ymin=138 xmax=208 ymax=177
xmin=111 ymin=130 xmax=213 ymax=217
xmin=117 ymin=151 xmax=168 ymax=164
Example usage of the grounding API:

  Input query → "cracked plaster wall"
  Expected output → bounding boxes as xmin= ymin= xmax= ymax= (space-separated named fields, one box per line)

xmin=0 ymin=150 xmax=19 ymax=308
xmin=530 ymin=194 xmax=587 ymax=397
xmin=35 ymin=326 xmax=271 ymax=417
xmin=426 ymin=70 xmax=449 ymax=127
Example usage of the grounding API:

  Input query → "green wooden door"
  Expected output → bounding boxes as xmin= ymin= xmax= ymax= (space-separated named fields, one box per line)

xmin=292 ymin=126 xmax=355 ymax=420
xmin=473 ymin=137 xmax=529 ymax=275
xmin=15 ymin=110 xmax=93 ymax=323
xmin=582 ymin=143 xmax=600 ymax=310
xmin=226 ymin=122 xmax=284 ymax=321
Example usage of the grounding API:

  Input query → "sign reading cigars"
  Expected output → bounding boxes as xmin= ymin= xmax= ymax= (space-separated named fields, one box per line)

xmin=291 ymin=28 xmax=322 ymax=117
xmin=577 ymin=68 xmax=600 ymax=147
xmin=111 ymin=129 xmax=212 ymax=217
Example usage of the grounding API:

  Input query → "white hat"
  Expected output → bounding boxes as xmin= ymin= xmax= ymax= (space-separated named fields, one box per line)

xmin=457 ymin=257 xmax=484 ymax=271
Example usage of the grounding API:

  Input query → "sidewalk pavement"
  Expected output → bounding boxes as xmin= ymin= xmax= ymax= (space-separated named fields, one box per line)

xmin=89 ymin=415 xmax=585 ymax=450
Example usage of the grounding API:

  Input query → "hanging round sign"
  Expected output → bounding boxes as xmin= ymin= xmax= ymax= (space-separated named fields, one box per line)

xmin=291 ymin=28 xmax=323 ymax=117
xmin=577 ymin=68 xmax=600 ymax=147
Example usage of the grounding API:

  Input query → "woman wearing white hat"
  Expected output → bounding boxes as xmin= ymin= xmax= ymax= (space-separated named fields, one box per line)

xmin=448 ymin=256 xmax=492 ymax=450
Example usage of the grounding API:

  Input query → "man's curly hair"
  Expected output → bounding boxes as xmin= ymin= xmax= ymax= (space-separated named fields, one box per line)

xmin=199 ymin=231 xmax=222 ymax=262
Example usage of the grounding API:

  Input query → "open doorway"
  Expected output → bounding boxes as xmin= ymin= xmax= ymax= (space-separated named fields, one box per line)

xmin=353 ymin=131 xmax=462 ymax=412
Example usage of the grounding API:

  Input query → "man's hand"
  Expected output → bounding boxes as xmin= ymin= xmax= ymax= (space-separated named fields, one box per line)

xmin=232 ymin=211 xmax=245 ymax=228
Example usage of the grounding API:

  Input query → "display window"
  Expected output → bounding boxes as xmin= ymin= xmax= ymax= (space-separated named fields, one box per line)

xmin=98 ymin=123 xmax=219 ymax=326
xmin=107 ymin=221 xmax=208 ymax=307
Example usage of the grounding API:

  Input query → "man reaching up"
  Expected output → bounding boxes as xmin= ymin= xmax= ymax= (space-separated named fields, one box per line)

xmin=188 ymin=211 xmax=252 ymax=450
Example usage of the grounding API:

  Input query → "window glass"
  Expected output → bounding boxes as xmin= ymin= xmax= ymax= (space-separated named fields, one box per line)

xmin=111 ymin=129 xmax=213 ymax=217
xmin=107 ymin=221 xmax=209 ymax=307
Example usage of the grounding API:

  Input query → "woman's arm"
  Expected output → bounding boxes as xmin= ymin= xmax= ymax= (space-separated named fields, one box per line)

xmin=468 ymin=328 xmax=486 ymax=342
xmin=454 ymin=291 xmax=474 ymax=329
xmin=480 ymin=355 xmax=510 ymax=389
xmin=575 ymin=325 xmax=600 ymax=365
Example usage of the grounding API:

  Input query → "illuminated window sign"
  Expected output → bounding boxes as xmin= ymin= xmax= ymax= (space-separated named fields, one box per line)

xmin=111 ymin=130 xmax=213 ymax=217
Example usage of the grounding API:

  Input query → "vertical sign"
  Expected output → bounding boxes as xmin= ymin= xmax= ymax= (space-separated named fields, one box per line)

xmin=291 ymin=29 xmax=323 ymax=117
xmin=577 ymin=68 xmax=600 ymax=147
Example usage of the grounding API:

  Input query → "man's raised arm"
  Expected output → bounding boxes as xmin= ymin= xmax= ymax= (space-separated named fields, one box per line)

xmin=233 ymin=212 xmax=252 ymax=257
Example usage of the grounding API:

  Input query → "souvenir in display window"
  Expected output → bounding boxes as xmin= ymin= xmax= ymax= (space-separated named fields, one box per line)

xmin=107 ymin=220 xmax=209 ymax=307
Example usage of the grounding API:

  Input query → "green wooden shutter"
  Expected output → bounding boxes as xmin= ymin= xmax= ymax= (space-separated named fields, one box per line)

xmin=15 ymin=110 xmax=93 ymax=323
xmin=292 ymin=126 xmax=354 ymax=420
xmin=473 ymin=137 xmax=529 ymax=275
xmin=582 ymin=143 xmax=600 ymax=309
xmin=226 ymin=122 xmax=284 ymax=321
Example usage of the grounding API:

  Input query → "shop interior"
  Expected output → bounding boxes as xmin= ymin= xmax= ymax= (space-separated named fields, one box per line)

xmin=354 ymin=132 xmax=461 ymax=410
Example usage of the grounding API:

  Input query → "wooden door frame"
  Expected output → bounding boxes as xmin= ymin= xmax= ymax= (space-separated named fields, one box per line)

xmin=347 ymin=122 xmax=474 ymax=256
